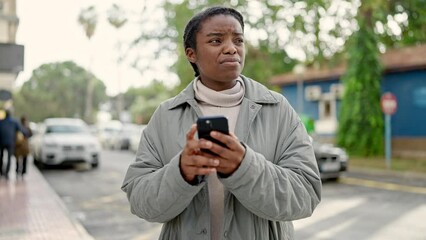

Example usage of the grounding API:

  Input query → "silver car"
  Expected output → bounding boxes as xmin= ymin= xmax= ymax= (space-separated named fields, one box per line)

xmin=313 ymin=142 xmax=349 ymax=180
xmin=30 ymin=118 xmax=101 ymax=168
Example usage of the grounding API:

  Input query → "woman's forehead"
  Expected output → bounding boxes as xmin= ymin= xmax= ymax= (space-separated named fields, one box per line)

xmin=198 ymin=15 xmax=243 ymax=34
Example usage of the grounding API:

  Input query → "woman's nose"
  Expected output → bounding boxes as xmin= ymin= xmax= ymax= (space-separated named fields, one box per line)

xmin=223 ymin=41 xmax=237 ymax=54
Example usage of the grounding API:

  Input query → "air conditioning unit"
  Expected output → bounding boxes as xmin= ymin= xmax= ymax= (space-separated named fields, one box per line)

xmin=305 ymin=86 xmax=321 ymax=101
xmin=330 ymin=84 xmax=344 ymax=99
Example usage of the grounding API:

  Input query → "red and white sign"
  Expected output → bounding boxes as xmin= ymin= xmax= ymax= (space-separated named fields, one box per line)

xmin=381 ymin=92 xmax=397 ymax=115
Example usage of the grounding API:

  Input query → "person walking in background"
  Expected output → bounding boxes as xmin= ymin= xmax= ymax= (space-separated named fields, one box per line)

xmin=14 ymin=116 xmax=33 ymax=179
xmin=122 ymin=6 xmax=321 ymax=239
xmin=0 ymin=109 xmax=24 ymax=180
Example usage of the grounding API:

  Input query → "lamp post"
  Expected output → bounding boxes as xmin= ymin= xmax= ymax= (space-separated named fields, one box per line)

xmin=293 ymin=64 xmax=306 ymax=114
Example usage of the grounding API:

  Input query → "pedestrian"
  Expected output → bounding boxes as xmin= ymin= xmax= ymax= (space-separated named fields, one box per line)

xmin=0 ymin=109 xmax=24 ymax=180
xmin=14 ymin=116 xmax=33 ymax=179
xmin=122 ymin=6 xmax=321 ymax=239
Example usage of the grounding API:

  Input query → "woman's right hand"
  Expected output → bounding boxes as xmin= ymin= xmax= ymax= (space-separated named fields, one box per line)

xmin=180 ymin=124 xmax=220 ymax=184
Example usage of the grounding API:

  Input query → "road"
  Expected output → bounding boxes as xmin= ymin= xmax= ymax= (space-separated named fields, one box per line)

xmin=40 ymin=150 xmax=426 ymax=240
xmin=40 ymin=150 xmax=162 ymax=240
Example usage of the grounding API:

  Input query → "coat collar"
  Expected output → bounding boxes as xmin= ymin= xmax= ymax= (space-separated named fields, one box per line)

xmin=167 ymin=75 xmax=279 ymax=110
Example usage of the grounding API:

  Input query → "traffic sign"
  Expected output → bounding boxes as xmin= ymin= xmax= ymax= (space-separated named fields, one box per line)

xmin=381 ymin=92 xmax=397 ymax=115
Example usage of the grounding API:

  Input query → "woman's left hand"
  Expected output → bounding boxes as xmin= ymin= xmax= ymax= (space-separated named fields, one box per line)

xmin=199 ymin=131 xmax=246 ymax=176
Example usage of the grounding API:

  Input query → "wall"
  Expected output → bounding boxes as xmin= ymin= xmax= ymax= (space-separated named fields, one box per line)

xmin=282 ymin=79 xmax=341 ymax=120
xmin=280 ymin=70 xmax=426 ymax=159
xmin=381 ymin=70 xmax=426 ymax=137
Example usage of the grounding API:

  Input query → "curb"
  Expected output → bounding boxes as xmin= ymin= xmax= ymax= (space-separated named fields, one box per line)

xmin=348 ymin=166 xmax=426 ymax=180
xmin=31 ymin=163 xmax=95 ymax=240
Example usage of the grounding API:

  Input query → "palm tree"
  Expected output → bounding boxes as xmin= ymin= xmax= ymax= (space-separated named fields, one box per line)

xmin=78 ymin=6 xmax=98 ymax=123
xmin=107 ymin=4 xmax=128 ymax=119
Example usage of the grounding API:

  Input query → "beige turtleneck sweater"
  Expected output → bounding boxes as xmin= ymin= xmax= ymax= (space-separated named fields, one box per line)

xmin=193 ymin=77 xmax=245 ymax=240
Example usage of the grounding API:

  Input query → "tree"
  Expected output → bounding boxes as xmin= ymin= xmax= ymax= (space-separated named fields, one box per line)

xmin=162 ymin=0 xmax=286 ymax=93
xmin=13 ymin=61 xmax=107 ymax=123
xmin=107 ymin=4 xmax=128 ymax=116
xmin=373 ymin=0 xmax=426 ymax=49
xmin=336 ymin=0 xmax=426 ymax=156
xmin=78 ymin=5 xmax=98 ymax=123
xmin=125 ymin=80 xmax=173 ymax=124
xmin=337 ymin=2 xmax=384 ymax=156
xmin=130 ymin=0 xmax=359 ymax=94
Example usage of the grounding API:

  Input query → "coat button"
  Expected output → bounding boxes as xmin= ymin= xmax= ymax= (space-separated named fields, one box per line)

xmin=202 ymin=228 xmax=207 ymax=234
xmin=224 ymin=231 xmax=228 ymax=237
xmin=250 ymin=105 xmax=255 ymax=109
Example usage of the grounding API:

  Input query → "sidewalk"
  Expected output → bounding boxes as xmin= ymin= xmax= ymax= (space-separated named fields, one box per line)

xmin=0 ymin=162 xmax=93 ymax=240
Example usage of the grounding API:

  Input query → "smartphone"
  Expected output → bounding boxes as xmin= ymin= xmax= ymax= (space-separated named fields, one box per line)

xmin=197 ymin=116 xmax=229 ymax=155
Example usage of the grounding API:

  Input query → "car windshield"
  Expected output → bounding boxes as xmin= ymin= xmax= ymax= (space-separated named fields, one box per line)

xmin=46 ymin=125 xmax=88 ymax=134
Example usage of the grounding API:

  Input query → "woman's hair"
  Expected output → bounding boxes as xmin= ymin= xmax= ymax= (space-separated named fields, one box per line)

xmin=183 ymin=6 xmax=244 ymax=77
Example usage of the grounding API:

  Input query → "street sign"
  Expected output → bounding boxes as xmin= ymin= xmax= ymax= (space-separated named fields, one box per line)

xmin=381 ymin=92 xmax=397 ymax=169
xmin=381 ymin=92 xmax=397 ymax=115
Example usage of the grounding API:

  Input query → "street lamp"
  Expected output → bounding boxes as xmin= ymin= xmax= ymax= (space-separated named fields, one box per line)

xmin=293 ymin=63 xmax=306 ymax=114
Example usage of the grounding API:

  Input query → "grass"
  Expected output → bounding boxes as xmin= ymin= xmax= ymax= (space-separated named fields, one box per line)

xmin=349 ymin=156 xmax=426 ymax=175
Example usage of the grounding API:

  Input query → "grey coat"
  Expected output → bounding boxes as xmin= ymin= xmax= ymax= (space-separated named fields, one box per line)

xmin=122 ymin=75 xmax=322 ymax=240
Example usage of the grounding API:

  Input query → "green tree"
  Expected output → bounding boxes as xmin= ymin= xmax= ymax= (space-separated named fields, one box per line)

xmin=337 ymin=3 xmax=384 ymax=156
xmin=374 ymin=0 xmax=426 ymax=48
xmin=78 ymin=5 xmax=98 ymax=122
xmin=130 ymin=0 xmax=359 ymax=94
xmin=125 ymin=80 xmax=173 ymax=124
xmin=13 ymin=61 xmax=107 ymax=123
xmin=336 ymin=0 xmax=426 ymax=156
xmin=162 ymin=0 xmax=292 ymax=93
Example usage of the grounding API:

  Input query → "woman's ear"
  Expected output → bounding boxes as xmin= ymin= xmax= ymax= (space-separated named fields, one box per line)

xmin=185 ymin=48 xmax=196 ymax=63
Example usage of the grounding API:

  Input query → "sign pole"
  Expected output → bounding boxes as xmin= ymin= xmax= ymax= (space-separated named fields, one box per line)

xmin=385 ymin=114 xmax=391 ymax=169
xmin=381 ymin=92 xmax=397 ymax=170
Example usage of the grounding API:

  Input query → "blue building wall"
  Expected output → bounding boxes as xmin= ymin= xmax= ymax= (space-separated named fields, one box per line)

xmin=381 ymin=70 xmax=426 ymax=137
xmin=280 ymin=69 xmax=426 ymax=137
xmin=282 ymin=79 xmax=340 ymax=120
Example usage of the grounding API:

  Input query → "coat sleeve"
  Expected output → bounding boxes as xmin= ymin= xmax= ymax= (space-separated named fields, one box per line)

xmin=220 ymin=100 xmax=322 ymax=221
xmin=121 ymin=105 xmax=204 ymax=223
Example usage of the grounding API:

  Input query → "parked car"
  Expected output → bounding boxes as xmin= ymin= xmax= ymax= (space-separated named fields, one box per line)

xmin=96 ymin=120 xmax=122 ymax=149
xmin=108 ymin=123 xmax=141 ymax=150
xmin=129 ymin=124 xmax=147 ymax=152
xmin=30 ymin=118 xmax=101 ymax=168
xmin=313 ymin=141 xmax=348 ymax=180
xmin=300 ymin=115 xmax=348 ymax=180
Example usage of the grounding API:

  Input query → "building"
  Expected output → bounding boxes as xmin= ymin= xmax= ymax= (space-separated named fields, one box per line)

xmin=271 ymin=44 xmax=426 ymax=159
xmin=0 ymin=0 xmax=24 ymax=113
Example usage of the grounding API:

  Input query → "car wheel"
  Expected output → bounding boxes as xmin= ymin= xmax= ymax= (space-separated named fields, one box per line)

xmin=328 ymin=177 xmax=339 ymax=182
xmin=91 ymin=162 xmax=99 ymax=168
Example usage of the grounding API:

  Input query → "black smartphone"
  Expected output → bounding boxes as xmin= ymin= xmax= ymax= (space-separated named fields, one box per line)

xmin=197 ymin=116 xmax=229 ymax=155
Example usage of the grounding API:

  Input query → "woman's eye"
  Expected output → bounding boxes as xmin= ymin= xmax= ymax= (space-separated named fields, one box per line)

xmin=236 ymin=38 xmax=244 ymax=44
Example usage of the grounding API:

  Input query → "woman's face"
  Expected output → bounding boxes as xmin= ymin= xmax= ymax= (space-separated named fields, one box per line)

xmin=186 ymin=14 xmax=245 ymax=91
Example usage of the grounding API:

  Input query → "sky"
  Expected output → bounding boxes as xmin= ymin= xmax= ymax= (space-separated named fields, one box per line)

xmin=15 ymin=0 xmax=177 ymax=96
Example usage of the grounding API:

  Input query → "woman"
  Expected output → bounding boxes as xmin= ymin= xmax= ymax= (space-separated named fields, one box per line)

xmin=122 ymin=6 xmax=321 ymax=239
xmin=15 ymin=116 xmax=32 ymax=178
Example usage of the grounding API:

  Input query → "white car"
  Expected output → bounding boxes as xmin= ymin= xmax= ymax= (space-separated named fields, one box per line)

xmin=129 ymin=124 xmax=146 ymax=152
xmin=109 ymin=123 xmax=145 ymax=150
xmin=31 ymin=118 xmax=101 ymax=168
xmin=96 ymin=120 xmax=122 ymax=149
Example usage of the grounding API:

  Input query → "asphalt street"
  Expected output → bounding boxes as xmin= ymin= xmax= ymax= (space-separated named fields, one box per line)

xmin=40 ymin=150 xmax=426 ymax=240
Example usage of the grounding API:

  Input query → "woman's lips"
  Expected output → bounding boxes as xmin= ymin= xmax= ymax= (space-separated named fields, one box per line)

xmin=220 ymin=58 xmax=240 ymax=66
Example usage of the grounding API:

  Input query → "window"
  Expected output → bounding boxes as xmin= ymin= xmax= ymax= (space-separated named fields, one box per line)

xmin=319 ymin=93 xmax=336 ymax=120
